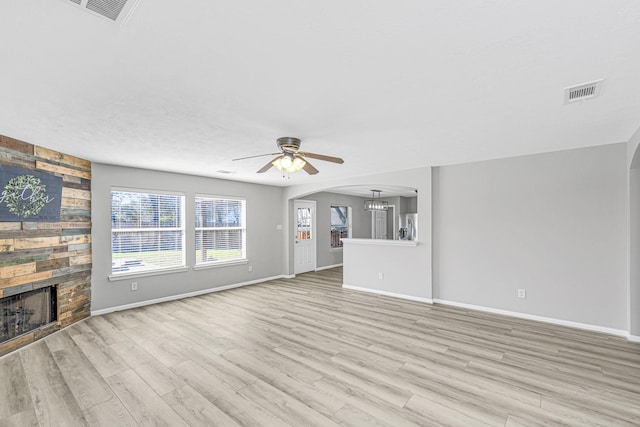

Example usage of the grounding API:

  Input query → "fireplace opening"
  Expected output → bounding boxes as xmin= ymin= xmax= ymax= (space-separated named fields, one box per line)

xmin=1 ymin=286 xmax=57 ymax=344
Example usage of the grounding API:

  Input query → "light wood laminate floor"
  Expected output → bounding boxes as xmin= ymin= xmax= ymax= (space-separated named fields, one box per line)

xmin=1 ymin=268 xmax=639 ymax=426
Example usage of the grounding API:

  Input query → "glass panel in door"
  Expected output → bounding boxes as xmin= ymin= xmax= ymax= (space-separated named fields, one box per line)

xmin=297 ymin=207 xmax=312 ymax=240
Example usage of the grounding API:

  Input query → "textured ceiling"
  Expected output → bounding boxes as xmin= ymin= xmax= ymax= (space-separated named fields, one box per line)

xmin=1 ymin=0 xmax=639 ymax=189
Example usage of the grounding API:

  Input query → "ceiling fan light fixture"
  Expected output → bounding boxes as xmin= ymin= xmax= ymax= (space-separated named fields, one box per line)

xmin=289 ymin=157 xmax=307 ymax=172
xmin=364 ymin=190 xmax=388 ymax=211
xmin=272 ymin=153 xmax=306 ymax=173
xmin=233 ymin=136 xmax=343 ymax=176
xmin=281 ymin=153 xmax=294 ymax=169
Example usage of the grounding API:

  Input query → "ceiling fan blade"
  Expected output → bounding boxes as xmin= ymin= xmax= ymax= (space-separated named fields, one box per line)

xmin=257 ymin=156 xmax=281 ymax=173
xmin=232 ymin=152 xmax=280 ymax=161
xmin=302 ymin=160 xmax=319 ymax=175
xmin=298 ymin=152 xmax=344 ymax=164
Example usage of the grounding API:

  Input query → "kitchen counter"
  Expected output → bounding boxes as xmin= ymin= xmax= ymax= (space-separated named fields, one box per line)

xmin=340 ymin=238 xmax=418 ymax=247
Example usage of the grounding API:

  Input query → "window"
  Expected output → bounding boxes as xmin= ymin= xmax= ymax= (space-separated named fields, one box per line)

xmin=111 ymin=189 xmax=185 ymax=276
xmin=330 ymin=205 xmax=351 ymax=248
xmin=297 ymin=207 xmax=312 ymax=240
xmin=195 ymin=196 xmax=246 ymax=265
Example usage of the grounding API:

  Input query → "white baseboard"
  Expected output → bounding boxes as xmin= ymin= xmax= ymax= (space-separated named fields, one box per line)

xmin=433 ymin=299 xmax=629 ymax=339
xmin=628 ymin=334 xmax=640 ymax=343
xmin=316 ymin=263 xmax=343 ymax=271
xmin=91 ymin=275 xmax=285 ymax=316
xmin=342 ymin=284 xmax=433 ymax=304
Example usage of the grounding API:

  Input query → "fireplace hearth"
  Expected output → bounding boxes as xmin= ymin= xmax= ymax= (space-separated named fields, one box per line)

xmin=0 ymin=286 xmax=57 ymax=344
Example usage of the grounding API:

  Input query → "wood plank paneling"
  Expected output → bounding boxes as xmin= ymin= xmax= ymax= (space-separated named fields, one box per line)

xmin=1 ymin=135 xmax=92 ymax=357
xmin=70 ymin=253 xmax=92 ymax=266
xmin=11 ymin=234 xmax=91 ymax=251
xmin=0 ymin=239 xmax=14 ymax=252
xmin=0 ymin=271 xmax=54 ymax=289
xmin=0 ymin=223 xmax=21 ymax=231
xmin=0 ymin=262 xmax=36 ymax=279
xmin=61 ymin=197 xmax=91 ymax=210
xmin=62 ymin=187 xmax=91 ymax=201
xmin=36 ymin=257 xmax=70 ymax=272
xmin=0 ymin=135 xmax=33 ymax=155
xmin=36 ymin=161 xmax=91 ymax=180
xmin=33 ymin=146 xmax=90 ymax=171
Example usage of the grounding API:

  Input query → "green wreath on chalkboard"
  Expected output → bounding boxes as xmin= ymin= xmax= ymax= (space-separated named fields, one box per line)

xmin=3 ymin=175 xmax=48 ymax=218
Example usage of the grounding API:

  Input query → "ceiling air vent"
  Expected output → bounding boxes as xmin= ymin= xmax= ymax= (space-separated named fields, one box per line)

xmin=86 ymin=0 xmax=128 ymax=21
xmin=64 ymin=0 xmax=142 ymax=26
xmin=564 ymin=79 xmax=604 ymax=104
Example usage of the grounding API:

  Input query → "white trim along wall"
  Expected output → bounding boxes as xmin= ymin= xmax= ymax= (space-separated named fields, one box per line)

xmin=92 ymin=275 xmax=286 ymax=316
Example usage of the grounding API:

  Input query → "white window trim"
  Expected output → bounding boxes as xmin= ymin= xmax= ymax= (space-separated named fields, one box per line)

xmin=108 ymin=266 xmax=189 ymax=282
xmin=110 ymin=187 xmax=186 ymax=278
xmin=193 ymin=259 xmax=248 ymax=271
xmin=195 ymin=194 xmax=247 ymax=267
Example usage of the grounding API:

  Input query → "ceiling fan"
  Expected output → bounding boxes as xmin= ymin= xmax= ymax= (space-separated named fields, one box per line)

xmin=232 ymin=137 xmax=344 ymax=175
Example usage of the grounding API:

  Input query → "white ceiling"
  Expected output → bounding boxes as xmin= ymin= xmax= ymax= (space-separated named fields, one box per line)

xmin=1 ymin=0 xmax=639 ymax=190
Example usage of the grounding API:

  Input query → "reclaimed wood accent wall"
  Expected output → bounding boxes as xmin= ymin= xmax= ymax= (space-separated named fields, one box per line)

xmin=0 ymin=134 xmax=91 ymax=357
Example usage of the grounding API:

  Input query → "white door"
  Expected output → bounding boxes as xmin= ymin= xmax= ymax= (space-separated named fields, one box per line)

xmin=294 ymin=200 xmax=316 ymax=274
xmin=372 ymin=210 xmax=387 ymax=239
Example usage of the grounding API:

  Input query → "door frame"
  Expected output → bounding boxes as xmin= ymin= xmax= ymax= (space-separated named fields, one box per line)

xmin=293 ymin=199 xmax=317 ymax=274
xmin=371 ymin=205 xmax=395 ymax=239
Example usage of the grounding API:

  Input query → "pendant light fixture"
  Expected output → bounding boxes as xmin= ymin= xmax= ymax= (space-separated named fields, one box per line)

xmin=364 ymin=190 xmax=388 ymax=211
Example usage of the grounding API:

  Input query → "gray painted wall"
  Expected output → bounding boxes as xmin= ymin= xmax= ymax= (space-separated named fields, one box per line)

xmin=343 ymin=240 xmax=428 ymax=299
xmin=91 ymin=163 xmax=285 ymax=311
xmin=630 ymin=161 xmax=640 ymax=336
xmin=433 ymin=143 xmax=628 ymax=330
xmin=628 ymin=129 xmax=640 ymax=337
xmin=407 ymin=197 xmax=417 ymax=212
xmin=298 ymin=192 xmax=372 ymax=268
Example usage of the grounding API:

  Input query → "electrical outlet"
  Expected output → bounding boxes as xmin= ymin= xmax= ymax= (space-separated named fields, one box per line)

xmin=131 ymin=282 xmax=138 ymax=291
xmin=517 ymin=289 xmax=526 ymax=299
xmin=248 ymin=265 xmax=253 ymax=272
xmin=378 ymin=272 xmax=384 ymax=280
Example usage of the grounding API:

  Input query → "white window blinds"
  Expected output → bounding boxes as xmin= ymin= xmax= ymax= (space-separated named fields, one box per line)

xmin=195 ymin=196 xmax=246 ymax=265
xmin=111 ymin=190 xmax=185 ymax=275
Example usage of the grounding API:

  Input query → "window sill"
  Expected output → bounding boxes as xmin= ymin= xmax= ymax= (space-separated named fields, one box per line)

xmin=193 ymin=259 xmax=248 ymax=271
xmin=109 ymin=266 xmax=189 ymax=282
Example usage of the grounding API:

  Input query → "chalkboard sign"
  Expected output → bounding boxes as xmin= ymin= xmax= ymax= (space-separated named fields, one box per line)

xmin=0 ymin=165 xmax=63 ymax=222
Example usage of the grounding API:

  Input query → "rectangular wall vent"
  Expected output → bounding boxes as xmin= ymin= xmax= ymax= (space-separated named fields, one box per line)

xmin=64 ymin=0 xmax=142 ymax=26
xmin=564 ymin=79 xmax=604 ymax=104
xmin=86 ymin=0 xmax=128 ymax=21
